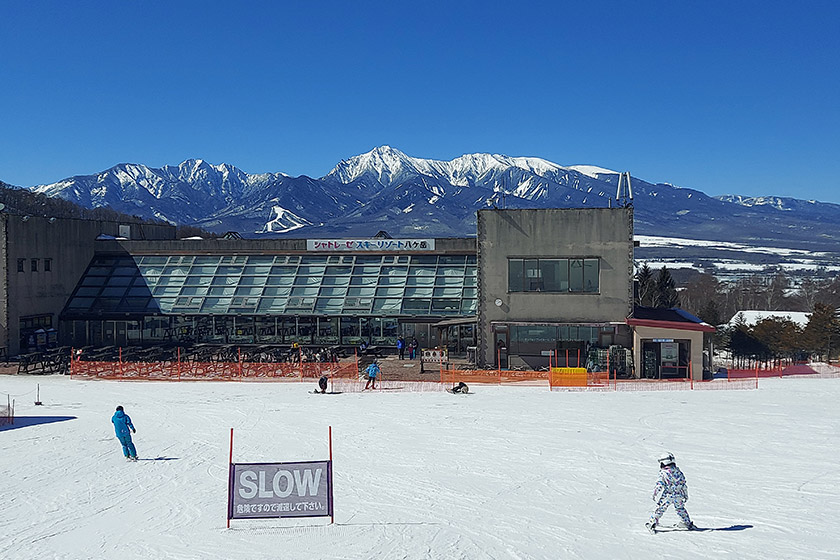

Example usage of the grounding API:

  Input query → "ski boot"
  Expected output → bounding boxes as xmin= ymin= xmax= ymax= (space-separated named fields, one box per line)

xmin=645 ymin=521 xmax=657 ymax=534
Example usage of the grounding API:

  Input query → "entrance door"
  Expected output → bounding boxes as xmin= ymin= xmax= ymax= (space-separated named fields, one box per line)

xmin=494 ymin=332 xmax=508 ymax=369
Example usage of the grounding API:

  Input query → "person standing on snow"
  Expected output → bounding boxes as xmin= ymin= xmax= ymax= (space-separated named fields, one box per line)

xmin=364 ymin=360 xmax=380 ymax=390
xmin=112 ymin=405 xmax=138 ymax=461
xmin=646 ymin=452 xmax=695 ymax=532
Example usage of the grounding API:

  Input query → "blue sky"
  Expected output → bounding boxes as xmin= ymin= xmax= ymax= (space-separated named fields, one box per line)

xmin=1 ymin=1 xmax=838 ymax=202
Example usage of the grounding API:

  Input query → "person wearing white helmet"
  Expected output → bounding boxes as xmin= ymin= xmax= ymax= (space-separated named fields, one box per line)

xmin=646 ymin=452 xmax=695 ymax=533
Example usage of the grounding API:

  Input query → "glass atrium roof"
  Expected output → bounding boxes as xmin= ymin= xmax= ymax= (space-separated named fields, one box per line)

xmin=63 ymin=254 xmax=478 ymax=318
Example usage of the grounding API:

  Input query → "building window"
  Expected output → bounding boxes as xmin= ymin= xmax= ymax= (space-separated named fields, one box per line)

xmin=508 ymin=258 xmax=599 ymax=293
xmin=18 ymin=258 xmax=25 ymax=272
xmin=31 ymin=259 xmax=38 ymax=272
xmin=45 ymin=258 xmax=52 ymax=272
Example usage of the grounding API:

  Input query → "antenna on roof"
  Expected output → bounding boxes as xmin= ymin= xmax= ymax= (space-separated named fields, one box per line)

xmin=617 ymin=172 xmax=633 ymax=208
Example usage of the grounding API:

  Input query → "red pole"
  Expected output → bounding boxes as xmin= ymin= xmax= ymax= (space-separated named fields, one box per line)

xmin=497 ymin=346 xmax=501 ymax=373
xmin=690 ymin=361 xmax=694 ymax=390
xmin=329 ymin=425 xmax=334 ymax=525
xmin=69 ymin=347 xmax=74 ymax=378
xmin=119 ymin=347 xmax=123 ymax=378
xmin=566 ymin=349 xmax=569 ymax=367
xmin=238 ymin=347 xmax=242 ymax=378
xmin=577 ymin=348 xmax=580 ymax=368
xmin=177 ymin=346 xmax=181 ymax=381
xmin=755 ymin=362 xmax=759 ymax=389
xmin=227 ymin=428 xmax=234 ymax=529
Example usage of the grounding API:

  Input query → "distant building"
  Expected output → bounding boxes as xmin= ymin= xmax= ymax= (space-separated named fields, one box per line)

xmin=0 ymin=215 xmax=175 ymax=356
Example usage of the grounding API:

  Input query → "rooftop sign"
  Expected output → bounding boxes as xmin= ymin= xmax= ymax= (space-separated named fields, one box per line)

xmin=307 ymin=239 xmax=435 ymax=251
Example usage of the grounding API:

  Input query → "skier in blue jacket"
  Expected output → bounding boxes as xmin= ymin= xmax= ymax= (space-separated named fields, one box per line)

xmin=364 ymin=360 xmax=380 ymax=390
xmin=112 ymin=405 xmax=138 ymax=461
xmin=646 ymin=452 xmax=695 ymax=532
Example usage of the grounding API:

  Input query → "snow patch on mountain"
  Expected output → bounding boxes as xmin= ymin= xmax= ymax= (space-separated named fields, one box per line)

xmin=259 ymin=206 xmax=312 ymax=233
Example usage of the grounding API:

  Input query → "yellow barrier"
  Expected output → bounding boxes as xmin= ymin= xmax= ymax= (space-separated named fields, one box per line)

xmin=550 ymin=367 xmax=588 ymax=387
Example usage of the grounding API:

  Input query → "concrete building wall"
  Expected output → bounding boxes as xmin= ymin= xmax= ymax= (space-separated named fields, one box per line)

xmin=632 ymin=325 xmax=704 ymax=381
xmin=2 ymin=215 xmax=175 ymax=355
xmin=476 ymin=208 xmax=634 ymax=367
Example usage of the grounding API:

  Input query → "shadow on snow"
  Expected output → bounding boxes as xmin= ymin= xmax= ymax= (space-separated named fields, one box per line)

xmin=0 ymin=416 xmax=76 ymax=431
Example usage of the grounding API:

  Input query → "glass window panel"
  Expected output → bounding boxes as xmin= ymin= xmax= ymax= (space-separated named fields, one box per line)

xmin=139 ymin=266 xmax=165 ymax=276
xmin=291 ymin=287 xmax=319 ymax=297
xmin=162 ymin=265 xmax=190 ymax=276
xmin=461 ymin=299 xmax=477 ymax=313
xmin=211 ymin=276 xmax=239 ymax=286
xmin=101 ymin=287 xmax=127 ymax=297
xmin=234 ymin=287 xmax=263 ymax=296
xmin=106 ymin=276 xmax=133 ymax=286
xmin=263 ymin=286 xmax=292 ymax=297
xmin=220 ymin=256 xmax=247 ymax=265
xmin=315 ymin=298 xmax=344 ymax=312
xmin=376 ymin=287 xmax=404 ymax=297
xmin=569 ymin=259 xmax=584 ymax=292
xmin=465 ymin=266 xmax=477 ymax=277
xmin=208 ymin=286 xmax=236 ymax=296
xmin=189 ymin=266 xmax=217 ymax=275
xmin=319 ymin=287 xmax=348 ymax=297
xmin=583 ymin=259 xmax=599 ymax=292
xmin=540 ymin=259 xmax=564 ymax=292
xmin=434 ymin=287 xmax=462 ymax=297
xmin=157 ymin=298 xmax=176 ymax=312
xmin=286 ymin=297 xmax=316 ymax=310
xmin=217 ymin=266 xmax=243 ymax=275
xmin=405 ymin=287 xmax=433 ymax=297
xmin=381 ymin=266 xmax=408 ymax=276
xmin=408 ymin=266 xmax=435 ymax=276
xmin=431 ymin=299 xmax=461 ymax=314
xmin=156 ymin=276 xmax=185 ymax=286
xmin=396 ymin=255 xmax=410 ymax=264
xmin=325 ymin=266 xmax=352 ymax=275
xmin=372 ymin=299 xmax=401 ymax=313
xmin=123 ymin=297 xmax=150 ymax=311
xmin=326 ymin=255 xmax=341 ymax=264
xmin=201 ymin=298 xmax=231 ymax=313
xmin=346 ymin=287 xmax=376 ymax=297
xmin=437 ymin=266 xmax=464 ymax=277
xmin=139 ymin=256 xmax=168 ymax=265
xmin=153 ymin=286 xmax=181 ymax=296
xmin=246 ymin=256 xmax=275 ymax=266
xmin=464 ymin=277 xmax=476 ymax=287
xmin=435 ymin=276 xmax=464 ymax=286
xmin=127 ymin=285 xmax=153 ymax=296
xmin=81 ymin=276 xmax=107 ymax=286
xmin=378 ymin=276 xmax=406 ymax=286
xmin=350 ymin=276 xmax=377 ymax=286
xmin=88 ymin=267 xmax=111 ymax=275
xmin=170 ymin=256 xmax=195 ymax=265
xmin=353 ymin=266 xmax=380 ymax=275
xmin=184 ymin=275 xmax=213 ymax=286
xmin=299 ymin=255 xmax=328 ymax=264
xmin=257 ymin=298 xmax=287 ymax=313
xmin=466 ymin=255 xmax=477 ymax=264
xmin=266 ymin=275 xmax=295 ymax=286
xmin=410 ymin=255 xmax=437 ymax=265
xmin=354 ymin=256 xmax=381 ymax=265
xmin=271 ymin=265 xmax=299 ymax=275
xmin=91 ymin=297 xmax=122 ymax=311
xmin=294 ymin=276 xmax=323 ymax=286
xmin=343 ymin=297 xmax=373 ymax=310
xmin=321 ymin=276 xmax=350 ymax=286
xmin=67 ymin=297 xmax=95 ymax=309
xmin=439 ymin=255 xmax=466 ymax=265
xmin=402 ymin=299 xmax=431 ymax=313
xmin=297 ymin=265 xmax=325 ymax=275
xmin=75 ymin=287 xmax=100 ymax=297
xmin=113 ymin=266 xmax=138 ymax=276
xmin=239 ymin=276 xmax=267 ymax=286
xmin=180 ymin=286 xmax=208 ymax=296
xmin=524 ymin=259 xmax=541 ymax=291
xmin=193 ymin=256 xmax=220 ymax=265
xmin=462 ymin=287 xmax=477 ymax=299
xmin=406 ymin=276 xmax=434 ymax=286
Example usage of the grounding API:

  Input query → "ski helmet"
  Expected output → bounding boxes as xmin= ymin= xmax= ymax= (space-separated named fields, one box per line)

xmin=658 ymin=452 xmax=675 ymax=466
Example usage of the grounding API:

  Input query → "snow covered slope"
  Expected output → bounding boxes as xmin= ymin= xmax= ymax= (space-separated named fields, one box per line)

xmin=1 ymin=374 xmax=839 ymax=559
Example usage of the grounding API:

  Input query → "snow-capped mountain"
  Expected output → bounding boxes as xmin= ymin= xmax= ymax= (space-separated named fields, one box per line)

xmin=27 ymin=147 xmax=840 ymax=261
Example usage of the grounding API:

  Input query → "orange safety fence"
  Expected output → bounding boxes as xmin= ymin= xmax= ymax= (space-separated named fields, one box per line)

xmin=70 ymin=357 xmax=359 ymax=382
xmin=440 ymin=369 xmax=549 ymax=385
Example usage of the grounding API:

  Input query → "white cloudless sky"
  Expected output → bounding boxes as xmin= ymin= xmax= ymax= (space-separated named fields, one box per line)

xmin=1 ymin=1 xmax=838 ymax=202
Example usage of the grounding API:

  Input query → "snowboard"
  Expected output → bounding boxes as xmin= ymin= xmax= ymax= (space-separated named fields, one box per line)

xmin=446 ymin=389 xmax=472 ymax=394
xmin=309 ymin=390 xmax=343 ymax=394
xmin=649 ymin=524 xmax=698 ymax=533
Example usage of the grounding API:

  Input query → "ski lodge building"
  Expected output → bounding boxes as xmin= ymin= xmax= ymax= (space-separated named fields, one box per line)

xmin=2 ymin=207 xmax=714 ymax=379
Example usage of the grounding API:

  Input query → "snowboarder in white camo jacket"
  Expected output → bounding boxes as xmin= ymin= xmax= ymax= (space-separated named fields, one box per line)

xmin=646 ymin=452 xmax=696 ymax=532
